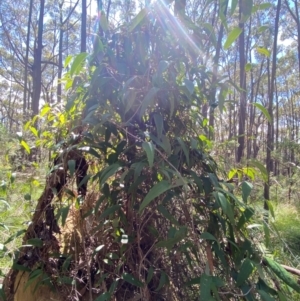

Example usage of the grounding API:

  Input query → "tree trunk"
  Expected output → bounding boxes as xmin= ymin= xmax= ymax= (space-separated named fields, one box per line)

xmin=57 ymin=2 xmax=63 ymax=103
xmin=264 ymin=0 xmax=281 ymax=219
xmin=236 ymin=0 xmax=247 ymax=162
xmin=23 ymin=0 xmax=33 ymax=116
xmin=32 ymin=0 xmax=45 ymax=116
xmin=81 ymin=0 xmax=87 ymax=53
xmin=209 ymin=1 xmax=228 ymax=140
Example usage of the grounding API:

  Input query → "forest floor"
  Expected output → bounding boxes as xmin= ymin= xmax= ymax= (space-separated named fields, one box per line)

xmin=0 ymin=168 xmax=44 ymax=276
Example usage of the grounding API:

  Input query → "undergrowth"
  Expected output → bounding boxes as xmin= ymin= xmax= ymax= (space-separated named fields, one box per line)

xmin=0 ymin=127 xmax=45 ymax=278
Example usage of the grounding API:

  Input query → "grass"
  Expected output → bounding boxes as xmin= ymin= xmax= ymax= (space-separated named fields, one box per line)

xmin=0 ymin=169 xmax=44 ymax=277
xmin=271 ymin=203 xmax=300 ymax=265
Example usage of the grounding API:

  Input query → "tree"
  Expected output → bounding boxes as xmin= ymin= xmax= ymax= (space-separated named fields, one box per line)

xmin=236 ymin=0 xmax=248 ymax=162
xmin=81 ymin=0 xmax=87 ymax=52
xmin=264 ymin=0 xmax=281 ymax=218
xmin=31 ymin=0 xmax=45 ymax=116
xmin=3 ymin=2 xmax=300 ymax=300
xmin=23 ymin=0 xmax=33 ymax=115
xmin=284 ymin=0 xmax=300 ymax=78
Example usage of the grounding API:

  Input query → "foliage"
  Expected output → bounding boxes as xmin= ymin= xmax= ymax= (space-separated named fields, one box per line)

xmin=2 ymin=3 xmax=300 ymax=301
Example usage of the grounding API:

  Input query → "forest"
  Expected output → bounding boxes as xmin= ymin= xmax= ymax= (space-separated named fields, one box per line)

xmin=1 ymin=0 xmax=300 ymax=300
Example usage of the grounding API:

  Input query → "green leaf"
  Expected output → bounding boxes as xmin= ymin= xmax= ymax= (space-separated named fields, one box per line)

xmin=169 ymin=93 xmax=175 ymax=116
xmin=60 ymin=205 xmax=70 ymax=227
xmin=21 ymin=140 xmax=30 ymax=154
xmin=139 ymin=87 xmax=160 ymax=118
xmin=184 ymin=78 xmax=194 ymax=95
xmin=256 ymin=47 xmax=271 ymax=57
xmin=200 ymin=232 xmax=220 ymax=248
xmin=253 ymin=103 xmax=272 ymax=123
xmin=202 ymin=23 xmax=217 ymax=47
xmin=237 ymin=259 xmax=255 ymax=286
xmin=241 ymin=0 xmax=253 ymax=20
xmin=241 ymin=181 xmax=253 ymax=203
xmin=157 ymin=60 xmax=169 ymax=75
xmin=258 ymin=3 xmax=272 ymax=10
xmin=99 ymin=163 xmax=122 ymax=184
xmin=68 ymin=160 xmax=76 ymax=177
xmin=146 ymin=267 xmax=154 ymax=284
xmin=0 ymin=198 xmax=10 ymax=208
xmin=94 ymin=292 xmax=111 ymax=301
xmin=219 ymin=0 xmax=228 ymax=30
xmin=99 ymin=11 xmax=108 ymax=31
xmin=263 ymin=221 xmax=270 ymax=248
xmin=123 ymin=89 xmax=137 ymax=114
xmin=237 ymin=207 xmax=254 ymax=230
xmin=62 ymin=255 xmax=72 ymax=272
xmin=129 ymin=8 xmax=148 ymax=32
xmin=264 ymin=258 xmax=300 ymax=292
xmin=122 ymin=273 xmax=144 ymax=288
xmin=265 ymin=200 xmax=275 ymax=219
xmin=224 ymin=27 xmax=242 ymax=49
xmin=153 ymin=113 xmax=164 ymax=138
xmin=64 ymin=55 xmax=73 ymax=68
xmin=5 ymin=229 xmax=26 ymax=244
xmin=245 ymin=63 xmax=252 ymax=71
xmin=27 ymin=238 xmax=43 ymax=248
xmin=200 ymin=232 xmax=218 ymax=242
xmin=156 ymin=238 xmax=178 ymax=248
xmin=24 ymin=193 xmax=31 ymax=201
xmin=215 ymin=192 xmax=235 ymax=224
xmin=29 ymin=126 xmax=38 ymax=137
xmin=257 ymin=277 xmax=278 ymax=297
xmin=132 ymin=162 xmax=147 ymax=182
xmin=277 ymin=291 xmax=287 ymax=301
xmin=177 ymin=138 xmax=190 ymax=166
xmin=99 ymin=205 xmax=121 ymax=220
xmin=155 ymin=271 xmax=168 ymax=291
xmin=230 ymin=0 xmax=238 ymax=15
xmin=258 ymin=290 xmax=276 ymax=301
xmin=200 ymin=274 xmax=212 ymax=300
xmin=139 ymin=181 xmax=172 ymax=213
xmin=228 ymin=169 xmax=237 ymax=180
xmin=208 ymin=173 xmax=220 ymax=188
xmin=142 ymin=141 xmax=155 ymax=168
xmin=12 ymin=263 xmax=31 ymax=272
xmin=162 ymin=226 xmax=187 ymax=245
xmin=249 ymin=160 xmax=268 ymax=182
xmin=9 ymin=172 xmax=16 ymax=184
xmin=58 ymin=276 xmax=75 ymax=285
xmin=252 ymin=3 xmax=272 ymax=13
xmin=258 ymin=25 xmax=269 ymax=33
xmin=64 ymin=188 xmax=75 ymax=198
xmin=161 ymin=135 xmax=172 ymax=155
xmin=157 ymin=204 xmax=179 ymax=226
xmin=70 ymin=52 xmax=88 ymax=76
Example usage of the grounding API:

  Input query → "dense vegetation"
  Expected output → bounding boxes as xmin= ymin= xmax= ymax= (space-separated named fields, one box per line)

xmin=1 ymin=0 xmax=300 ymax=300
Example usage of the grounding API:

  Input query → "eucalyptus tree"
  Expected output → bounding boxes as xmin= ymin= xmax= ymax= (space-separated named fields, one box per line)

xmin=283 ymin=0 xmax=300 ymax=77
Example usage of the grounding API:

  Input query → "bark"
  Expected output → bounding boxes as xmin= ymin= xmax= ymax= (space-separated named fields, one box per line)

xmin=31 ymin=0 xmax=45 ymax=116
xmin=209 ymin=1 xmax=228 ymax=140
xmin=285 ymin=0 xmax=300 ymax=78
xmin=23 ymin=0 xmax=33 ymax=116
xmin=236 ymin=0 xmax=247 ymax=162
xmin=57 ymin=2 xmax=63 ymax=103
xmin=264 ymin=0 xmax=281 ymax=218
xmin=81 ymin=0 xmax=87 ymax=53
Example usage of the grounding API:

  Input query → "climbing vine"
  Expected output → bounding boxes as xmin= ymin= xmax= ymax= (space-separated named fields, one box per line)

xmin=2 ymin=2 xmax=300 ymax=301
